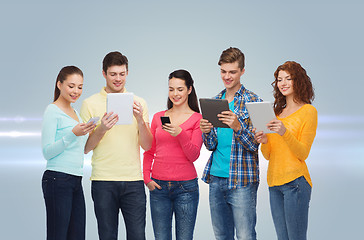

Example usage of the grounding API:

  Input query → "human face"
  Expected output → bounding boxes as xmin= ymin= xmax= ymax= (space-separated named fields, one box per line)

xmin=103 ymin=65 xmax=128 ymax=93
xmin=57 ymin=74 xmax=83 ymax=104
xmin=277 ymin=70 xmax=294 ymax=97
xmin=168 ymin=77 xmax=191 ymax=107
xmin=220 ymin=62 xmax=245 ymax=92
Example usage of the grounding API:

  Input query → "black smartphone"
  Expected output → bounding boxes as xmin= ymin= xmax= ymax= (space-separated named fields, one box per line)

xmin=160 ymin=116 xmax=171 ymax=125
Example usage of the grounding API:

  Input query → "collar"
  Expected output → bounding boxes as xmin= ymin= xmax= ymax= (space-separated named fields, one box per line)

xmin=217 ymin=84 xmax=246 ymax=99
xmin=100 ymin=87 xmax=128 ymax=97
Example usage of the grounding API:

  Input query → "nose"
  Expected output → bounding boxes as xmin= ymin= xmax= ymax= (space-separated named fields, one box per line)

xmin=224 ymin=73 xmax=231 ymax=79
xmin=173 ymin=89 xmax=179 ymax=95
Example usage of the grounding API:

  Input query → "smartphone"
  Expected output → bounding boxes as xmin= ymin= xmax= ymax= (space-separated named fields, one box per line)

xmin=87 ymin=117 xmax=100 ymax=125
xmin=160 ymin=116 xmax=171 ymax=125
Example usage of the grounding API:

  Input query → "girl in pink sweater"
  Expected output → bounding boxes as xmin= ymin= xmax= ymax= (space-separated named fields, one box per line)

xmin=143 ymin=69 xmax=202 ymax=240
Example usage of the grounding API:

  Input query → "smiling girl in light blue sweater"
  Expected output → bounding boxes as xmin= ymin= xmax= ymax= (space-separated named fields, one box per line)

xmin=41 ymin=66 xmax=95 ymax=240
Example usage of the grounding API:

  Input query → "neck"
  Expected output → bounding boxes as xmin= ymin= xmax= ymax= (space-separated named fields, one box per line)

xmin=54 ymin=97 xmax=72 ymax=110
xmin=285 ymin=95 xmax=301 ymax=108
xmin=225 ymin=83 xmax=241 ymax=100
xmin=170 ymin=102 xmax=191 ymax=113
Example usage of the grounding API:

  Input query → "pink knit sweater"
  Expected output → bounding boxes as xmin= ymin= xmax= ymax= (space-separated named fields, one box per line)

xmin=143 ymin=111 xmax=203 ymax=184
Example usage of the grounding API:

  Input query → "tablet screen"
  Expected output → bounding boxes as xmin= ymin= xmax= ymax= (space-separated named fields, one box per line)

xmin=107 ymin=93 xmax=134 ymax=125
xmin=199 ymin=98 xmax=230 ymax=128
xmin=245 ymin=102 xmax=276 ymax=133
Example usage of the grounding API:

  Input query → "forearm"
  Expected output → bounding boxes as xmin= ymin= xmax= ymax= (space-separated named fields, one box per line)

xmin=282 ymin=130 xmax=315 ymax=161
xmin=235 ymin=117 xmax=259 ymax=151
xmin=143 ymin=152 xmax=154 ymax=184
xmin=260 ymin=140 xmax=271 ymax=160
xmin=138 ymin=120 xmax=153 ymax=151
xmin=43 ymin=131 xmax=76 ymax=160
xmin=235 ymin=127 xmax=259 ymax=152
xmin=202 ymin=130 xmax=217 ymax=151
xmin=84 ymin=127 xmax=106 ymax=154
xmin=176 ymin=130 xmax=203 ymax=162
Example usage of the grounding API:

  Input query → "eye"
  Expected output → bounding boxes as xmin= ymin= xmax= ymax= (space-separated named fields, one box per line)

xmin=68 ymin=85 xmax=74 ymax=88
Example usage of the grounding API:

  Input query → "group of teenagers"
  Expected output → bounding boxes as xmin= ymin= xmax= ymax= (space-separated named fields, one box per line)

xmin=41 ymin=47 xmax=318 ymax=240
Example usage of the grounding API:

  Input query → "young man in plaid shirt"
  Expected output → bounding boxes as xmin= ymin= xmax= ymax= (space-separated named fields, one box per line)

xmin=200 ymin=47 xmax=262 ymax=240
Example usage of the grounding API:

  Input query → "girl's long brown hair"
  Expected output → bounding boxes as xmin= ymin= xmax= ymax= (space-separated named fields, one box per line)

xmin=272 ymin=61 xmax=315 ymax=115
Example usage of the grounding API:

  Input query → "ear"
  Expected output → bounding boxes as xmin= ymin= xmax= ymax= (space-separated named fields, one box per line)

xmin=240 ymin=68 xmax=245 ymax=77
xmin=56 ymin=81 xmax=61 ymax=90
xmin=102 ymin=70 xmax=107 ymax=79
xmin=188 ymin=86 xmax=192 ymax=95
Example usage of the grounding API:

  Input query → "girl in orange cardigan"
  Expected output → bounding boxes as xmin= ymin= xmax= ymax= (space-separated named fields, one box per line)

xmin=254 ymin=61 xmax=317 ymax=240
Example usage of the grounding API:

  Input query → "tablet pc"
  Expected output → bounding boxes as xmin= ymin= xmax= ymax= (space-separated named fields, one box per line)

xmin=199 ymin=98 xmax=230 ymax=128
xmin=245 ymin=102 xmax=276 ymax=133
xmin=107 ymin=93 xmax=134 ymax=125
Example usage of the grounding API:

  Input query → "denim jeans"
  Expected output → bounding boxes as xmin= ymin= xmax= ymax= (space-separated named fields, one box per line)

xmin=41 ymin=170 xmax=86 ymax=240
xmin=149 ymin=178 xmax=199 ymax=240
xmin=91 ymin=180 xmax=146 ymax=240
xmin=209 ymin=175 xmax=258 ymax=240
xmin=269 ymin=176 xmax=312 ymax=240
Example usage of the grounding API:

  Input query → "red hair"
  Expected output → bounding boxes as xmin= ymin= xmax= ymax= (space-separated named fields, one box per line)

xmin=272 ymin=61 xmax=315 ymax=115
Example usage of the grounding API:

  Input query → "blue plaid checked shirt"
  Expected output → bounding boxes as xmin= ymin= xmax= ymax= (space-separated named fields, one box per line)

xmin=201 ymin=84 xmax=262 ymax=189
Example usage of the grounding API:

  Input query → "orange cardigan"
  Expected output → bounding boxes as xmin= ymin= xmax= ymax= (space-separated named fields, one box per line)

xmin=261 ymin=104 xmax=317 ymax=187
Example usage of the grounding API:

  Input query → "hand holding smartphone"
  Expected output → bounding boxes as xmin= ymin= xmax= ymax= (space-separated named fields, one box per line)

xmin=160 ymin=116 xmax=171 ymax=125
xmin=87 ymin=117 xmax=100 ymax=125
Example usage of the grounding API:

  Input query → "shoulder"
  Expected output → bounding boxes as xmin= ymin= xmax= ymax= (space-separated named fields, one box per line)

xmin=43 ymin=104 xmax=58 ymax=116
xmin=153 ymin=110 xmax=166 ymax=119
xmin=42 ymin=104 xmax=63 ymax=123
xmin=242 ymin=88 xmax=262 ymax=102
xmin=83 ymin=92 xmax=102 ymax=104
xmin=133 ymin=94 xmax=147 ymax=104
xmin=191 ymin=112 xmax=202 ymax=126
xmin=192 ymin=112 xmax=203 ymax=120
xmin=301 ymin=104 xmax=317 ymax=115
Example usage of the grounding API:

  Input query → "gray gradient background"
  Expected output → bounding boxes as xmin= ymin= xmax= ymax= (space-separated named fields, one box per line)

xmin=0 ymin=1 xmax=363 ymax=239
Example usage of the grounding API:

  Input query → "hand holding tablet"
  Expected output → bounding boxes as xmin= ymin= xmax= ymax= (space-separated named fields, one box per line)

xmin=199 ymin=98 xmax=230 ymax=128
xmin=107 ymin=93 xmax=134 ymax=125
xmin=245 ymin=102 xmax=276 ymax=133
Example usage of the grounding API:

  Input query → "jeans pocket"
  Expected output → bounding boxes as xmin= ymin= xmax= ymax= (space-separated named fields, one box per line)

xmin=180 ymin=179 xmax=199 ymax=193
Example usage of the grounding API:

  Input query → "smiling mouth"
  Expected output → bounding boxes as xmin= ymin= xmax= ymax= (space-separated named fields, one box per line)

xmin=224 ymin=80 xmax=232 ymax=84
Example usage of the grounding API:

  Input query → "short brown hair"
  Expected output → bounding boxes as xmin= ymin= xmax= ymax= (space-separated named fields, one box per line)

xmin=218 ymin=47 xmax=245 ymax=70
xmin=102 ymin=51 xmax=128 ymax=73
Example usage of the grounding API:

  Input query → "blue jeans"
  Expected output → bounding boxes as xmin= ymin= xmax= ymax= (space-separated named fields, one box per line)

xmin=91 ymin=180 xmax=146 ymax=240
xmin=269 ymin=176 xmax=312 ymax=240
xmin=149 ymin=178 xmax=199 ymax=240
xmin=209 ymin=175 xmax=258 ymax=240
xmin=42 ymin=170 xmax=86 ymax=240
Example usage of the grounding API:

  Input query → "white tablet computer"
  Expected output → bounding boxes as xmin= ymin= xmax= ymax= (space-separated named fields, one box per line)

xmin=199 ymin=98 xmax=230 ymax=128
xmin=245 ymin=102 xmax=276 ymax=133
xmin=107 ymin=93 xmax=134 ymax=125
